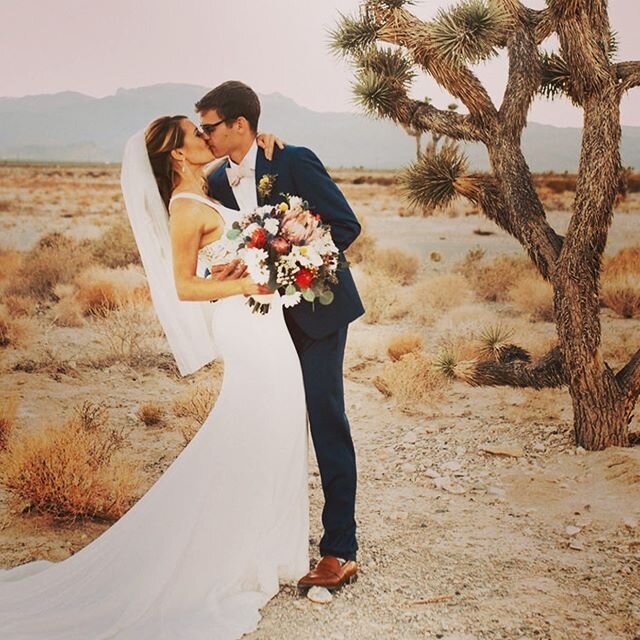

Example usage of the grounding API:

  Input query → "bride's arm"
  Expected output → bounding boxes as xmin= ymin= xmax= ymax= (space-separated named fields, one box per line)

xmin=169 ymin=203 xmax=266 ymax=301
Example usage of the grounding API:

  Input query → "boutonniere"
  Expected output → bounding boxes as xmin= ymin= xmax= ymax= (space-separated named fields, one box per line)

xmin=257 ymin=173 xmax=277 ymax=203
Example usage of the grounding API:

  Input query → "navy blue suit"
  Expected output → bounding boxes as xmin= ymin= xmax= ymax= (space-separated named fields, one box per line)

xmin=208 ymin=144 xmax=364 ymax=560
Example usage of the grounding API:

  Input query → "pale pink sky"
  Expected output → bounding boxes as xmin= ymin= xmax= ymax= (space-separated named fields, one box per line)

xmin=1 ymin=0 xmax=638 ymax=126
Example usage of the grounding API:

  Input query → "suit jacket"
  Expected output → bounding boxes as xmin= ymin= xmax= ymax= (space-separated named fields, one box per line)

xmin=208 ymin=144 xmax=365 ymax=339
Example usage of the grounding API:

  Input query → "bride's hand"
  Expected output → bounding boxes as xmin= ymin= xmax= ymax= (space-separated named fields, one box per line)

xmin=256 ymin=132 xmax=285 ymax=161
xmin=240 ymin=277 xmax=273 ymax=297
xmin=209 ymin=260 xmax=247 ymax=281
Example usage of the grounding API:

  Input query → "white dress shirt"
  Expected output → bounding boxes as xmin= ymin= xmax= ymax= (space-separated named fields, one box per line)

xmin=228 ymin=141 xmax=258 ymax=211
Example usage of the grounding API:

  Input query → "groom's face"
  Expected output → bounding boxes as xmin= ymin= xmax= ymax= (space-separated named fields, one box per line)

xmin=200 ymin=109 xmax=236 ymax=159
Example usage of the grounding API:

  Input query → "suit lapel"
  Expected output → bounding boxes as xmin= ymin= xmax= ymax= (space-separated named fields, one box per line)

xmin=255 ymin=147 xmax=278 ymax=205
xmin=208 ymin=159 xmax=239 ymax=211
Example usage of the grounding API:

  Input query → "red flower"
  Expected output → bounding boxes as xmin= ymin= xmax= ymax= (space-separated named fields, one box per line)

xmin=270 ymin=236 xmax=290 ymax=255
xmin=248 ymin=227 xmax=267 ymax=249
xmin=295 ymin=268 xmax=314 ymax=288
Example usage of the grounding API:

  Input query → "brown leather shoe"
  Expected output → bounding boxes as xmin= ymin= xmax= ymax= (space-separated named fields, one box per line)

xmin=297 ymin=555 xmax=358 ymax=592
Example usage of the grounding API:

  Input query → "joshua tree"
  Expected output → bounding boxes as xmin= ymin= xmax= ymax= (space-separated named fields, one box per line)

xmin=332 ymin=0 xmax=640 ymax=450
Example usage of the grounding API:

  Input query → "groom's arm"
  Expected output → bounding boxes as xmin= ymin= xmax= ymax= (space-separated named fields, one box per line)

xmin=288 ymin=147 xmax=361 ymax=252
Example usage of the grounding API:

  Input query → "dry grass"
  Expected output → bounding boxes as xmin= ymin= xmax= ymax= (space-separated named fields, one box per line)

xmin=0 ymin=249 xmax=24 ymax=284
xmin=601 ymin=244 xmax=640 ymax=318
xmin=7 ymin=232 xmax=92 ymax=300
xmin=373 ymin=352 xmax=447 ymax=406
xmin=358 ymin=272 xmax=409 ymax=324
xmin=0 ymin=396 xmax=18 ymax=450
xmin=364 ymin=247 xmax=420 ymax=285
xmin=508 ymin=275 xmax=555 ymax=321
xmin=3 ymin=294 xmax=36 ymax=317
xmin=408 ymin=273 xmax=472 ymax=324
xmin=91 ymin=219 xmax=141 ymax=268
xmin=0 ymin=305 xmax=30 ymax=348
xmin=137 ymin=403 xmax=164 ymax=427
xmin=172 ymin=383 xmax=219 ymax=424
xmin=91 ymin=300 xmax=162 ymax=367
xmin=73 ymin=265 xmax=150 ymax=316
xmin=0 ymin=404 xmax=138 ymax=521
xmin=457 ymin=252 xmax=535 ymax=303
xmin=601 ymin=274 xmax=640 ymax=318
xmin=345 ymin=215 xmax=377 ymax=265
xmin=387 ymin=333 xmax=424 ymax=361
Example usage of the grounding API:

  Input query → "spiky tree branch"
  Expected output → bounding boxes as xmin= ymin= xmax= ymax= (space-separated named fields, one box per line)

xmin=617 ymin=349 xmax=640 ymax=405
xmin=363 ymin=2 xmax=498 ymax=119
xmin=407 ymin=100 xmax=485 ymax=142
xmin=500 ymin=22 xmax=542 ymax=138
xmin=616 ymin=61 xmax=640 ymax=93
xmin=454 ymin=346 xmax=566 ymax=389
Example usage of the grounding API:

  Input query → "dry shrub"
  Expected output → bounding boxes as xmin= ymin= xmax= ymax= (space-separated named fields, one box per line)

xmin=7 ymin=232 xmax=92 ymax=300
xmin=387 ymin=333 xmax=424 ymax=361
xmin=408 ymin=273 xmax=472 ymax=324
xmin=601 ymin=245 xmax=640 ymax=318
xmin=601 ymin=274 xmax=640 ymax=318
xmin=0 ymin=405 xmax=137 ymax=521
xmin=0 ymin=249 xmax=24 ymax=283
xmin=0 ymin=305 xmax=30 ymax=348
xmin=365 ymin=247 xmax=420 ymax=285
xmin=0 ymin=396 xmax=18 ymax=450
xmin=345 ymin=215 xmax=377 ymax=265
xmin=359 ymin=273 xmax=409 ymax=324
xmin=174 ymin=382 xmax=221 ymax=445
xmin=457 ymin=252 xmax=535 ymax=302
xmin=91 ymin=300 xmax=162 ymax=367
xmin=373 ymin=352 xmax=446 ymax=405
xmin=91 ymin=219 xmax=141 ymax=268
xmin=4 ymin=294 xmax=36 ymax=317
xmin=137 ymin=403 xmax=164 ymax=426
xmin=508 ymin=275 xmax=555 ymax=321
xmin=172 ymin=383 xmax=219 ymax=424
xmin=604 ymin=244 xmax=640 ymax=275
xmin=75 ymin=265 xmax=150 ymax=315
xmin=52 ymin=296 xmax=85 ymax=327
xmin=433 ymin=303 xmax=502 ymax=341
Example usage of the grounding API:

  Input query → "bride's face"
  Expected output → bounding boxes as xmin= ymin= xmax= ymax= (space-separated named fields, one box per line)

xmin=178 ymin=119 xmax=215 ymax=166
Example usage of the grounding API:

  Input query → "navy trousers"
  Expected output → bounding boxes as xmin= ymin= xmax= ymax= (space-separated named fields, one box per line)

xmin=284 ymin=316 xmax=358 ymax=561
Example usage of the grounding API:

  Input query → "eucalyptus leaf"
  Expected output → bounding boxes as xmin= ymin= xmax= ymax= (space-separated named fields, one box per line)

xmin=319 ymin=290 xmax=335 ymax=306
xmin=226 ymin=228 xmax=241 ymax=240
xmin=302 ymin=289 xmax=316 ymax=302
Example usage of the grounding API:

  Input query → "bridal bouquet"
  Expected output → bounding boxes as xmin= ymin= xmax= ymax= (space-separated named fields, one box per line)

xmin=227 ymin=195 xmax=340 ymax=314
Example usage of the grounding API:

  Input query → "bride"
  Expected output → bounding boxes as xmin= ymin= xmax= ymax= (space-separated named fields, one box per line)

xmin=0 ymin=116 xmax=309 ymax=639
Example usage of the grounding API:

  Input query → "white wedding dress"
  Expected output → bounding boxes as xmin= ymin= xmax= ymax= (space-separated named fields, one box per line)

xmin=0 ymin=197 xmax=309 ymax=639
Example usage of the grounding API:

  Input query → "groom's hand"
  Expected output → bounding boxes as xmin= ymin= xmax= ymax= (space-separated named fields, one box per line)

xmin=209 ymin=259 xmax=247 ymax=281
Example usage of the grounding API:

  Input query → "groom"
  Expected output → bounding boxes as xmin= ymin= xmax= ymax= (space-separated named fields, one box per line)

xmin=196 ymin=81 xmax=364 ymax=591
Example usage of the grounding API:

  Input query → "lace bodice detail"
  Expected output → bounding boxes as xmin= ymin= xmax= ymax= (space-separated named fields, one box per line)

xmin=169 ymin=192 xmax=242 ymax=274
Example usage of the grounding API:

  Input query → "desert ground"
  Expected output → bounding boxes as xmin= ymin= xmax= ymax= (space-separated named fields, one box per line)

xmin=0 ymin=163 xmax=639 ymax=640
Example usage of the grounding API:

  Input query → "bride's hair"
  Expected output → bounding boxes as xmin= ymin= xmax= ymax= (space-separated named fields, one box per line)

xmin=145 ymin=115 xmax=187 ymax=208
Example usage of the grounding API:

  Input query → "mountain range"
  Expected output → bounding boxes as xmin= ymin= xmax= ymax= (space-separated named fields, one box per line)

xmin=1 ymin=83 xmax=639 ymax=170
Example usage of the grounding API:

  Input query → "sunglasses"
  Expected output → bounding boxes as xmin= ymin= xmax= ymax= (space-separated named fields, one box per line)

xmin=200 ymin=118 xmax=229 ymax=135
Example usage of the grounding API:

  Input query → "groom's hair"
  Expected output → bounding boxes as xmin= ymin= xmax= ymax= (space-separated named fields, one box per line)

xmin=195 ymin=81 xmax=260 ymax=133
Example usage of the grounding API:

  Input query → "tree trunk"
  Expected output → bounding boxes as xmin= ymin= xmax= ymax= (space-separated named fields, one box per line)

xmin=553 ymin=88 xmax=630 ymax=449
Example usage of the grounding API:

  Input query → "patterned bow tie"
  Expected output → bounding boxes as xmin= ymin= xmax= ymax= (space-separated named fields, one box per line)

xmin=226 ymin=163 xmax=254 ymax=187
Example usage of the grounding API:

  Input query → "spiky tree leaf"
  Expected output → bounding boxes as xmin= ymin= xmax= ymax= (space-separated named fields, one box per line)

xmin=401 ymin=142 xmax=469 ymax=208
xmin=538 ymin=51 xmax=572 ymax=101
xmin=606 ymin=30 xmax=618 ymax=61
xmin=352 ymin=69 xmax=407 ymax=118
xmin=429 ymin=0 xmax=511 ymax=65
xmin=374 ymin=0 xmax=415 ymax=8
xmin=478 ymin=324 xmax=514 ymax=359
xmin=329 ymin=11 xmax=378 ymax=57
xmin=357 ymin=47 xmax=416 ymax=87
